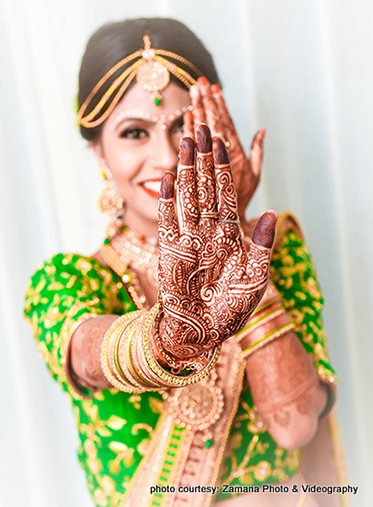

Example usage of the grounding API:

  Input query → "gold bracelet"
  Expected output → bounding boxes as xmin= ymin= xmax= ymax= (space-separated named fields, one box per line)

xmin=241 ymin=322 xmax=295 ymax=358
xmin=101 ymin=311 xmax=146 ymax=392
xmin=115 ymin=315 xmax=149 ymax=390
xmin=236 ymin=284 xmax=295 ymax=358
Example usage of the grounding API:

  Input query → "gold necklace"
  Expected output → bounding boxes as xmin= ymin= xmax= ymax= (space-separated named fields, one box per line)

xmin=100 ymin=220 xmax=159 ymax=309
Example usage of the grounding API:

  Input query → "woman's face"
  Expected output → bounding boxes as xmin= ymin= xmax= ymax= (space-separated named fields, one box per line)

xmin=91 ymin=81 xmax=191 ymax=238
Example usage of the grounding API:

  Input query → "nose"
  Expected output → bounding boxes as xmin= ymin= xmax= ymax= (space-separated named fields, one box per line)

xmin=150 ymin=130 xmax=178 ymax=174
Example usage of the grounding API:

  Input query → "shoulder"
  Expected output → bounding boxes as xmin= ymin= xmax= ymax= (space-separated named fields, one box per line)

xmin=24 ymin=252 xmax=122 ymax=308
xmin=28 ymin=252 xmax=115 ymax=282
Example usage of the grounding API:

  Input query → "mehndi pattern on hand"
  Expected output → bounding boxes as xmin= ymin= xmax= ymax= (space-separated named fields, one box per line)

xmin=157 ymin=124 xmax=277 ymax=360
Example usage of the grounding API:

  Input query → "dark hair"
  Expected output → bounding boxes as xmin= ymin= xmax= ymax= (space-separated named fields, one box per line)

xmin=78 ymin=18 xmax=221 ymax=141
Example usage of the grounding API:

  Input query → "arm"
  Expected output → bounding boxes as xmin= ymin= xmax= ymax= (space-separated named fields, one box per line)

xmin=70 ymin=314 xmax=116 ymax=390
xmin=244 ymin=326 xmax=329 ymax=450
xmin=70 ymin=125 xmax=278 ymax=394
xmin=238 ymin=218 xmax=337 ymax=450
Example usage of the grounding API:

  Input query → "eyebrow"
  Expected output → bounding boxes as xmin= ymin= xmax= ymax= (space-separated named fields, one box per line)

xmin=110 ymin=113 xmax=157 ymax=131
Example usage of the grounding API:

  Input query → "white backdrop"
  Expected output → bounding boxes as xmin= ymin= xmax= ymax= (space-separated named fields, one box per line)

xmin=0 ymin=0 xmax=372 ymax=506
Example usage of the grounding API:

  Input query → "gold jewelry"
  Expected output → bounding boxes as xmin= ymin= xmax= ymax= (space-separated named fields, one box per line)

xmin=97 ymin=165 xmax=124 ymax=217
xmin=101 ymin=311 xmax=146 ymax=392
xmin=236 ymin=281 xmax=294 ymax=358
xmin=110 ymin=105 xmax=193 ymax=131
xmin=100 ymin=223 xmax=159 ymax=309
xmin=162 ymin=369 xmax=224 ymax=448
xmin=76 ymin=34 xmax=201 ymax=128
xmin=101 ymin=305 xmax=220 ymax=392
xmin=200 ymin=211 xmax=218 ymax=219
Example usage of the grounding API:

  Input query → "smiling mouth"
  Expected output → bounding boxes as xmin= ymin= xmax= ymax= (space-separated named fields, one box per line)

xmin=140 ymin=180 xmax=162 ymax=199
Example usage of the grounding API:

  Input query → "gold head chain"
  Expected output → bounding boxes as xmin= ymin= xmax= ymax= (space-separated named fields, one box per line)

xmin=76 ymin=34 xmax=200 ymax=128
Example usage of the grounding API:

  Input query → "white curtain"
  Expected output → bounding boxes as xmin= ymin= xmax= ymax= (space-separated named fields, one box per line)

xmin=1 ymin=0 xmax=371 ymax=505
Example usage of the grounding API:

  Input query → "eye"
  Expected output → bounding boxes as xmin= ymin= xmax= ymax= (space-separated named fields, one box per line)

xmin=171 ymin=117 xmax=184 ymax=135
xmin=120 ymin=127 xmax=148 ymax=140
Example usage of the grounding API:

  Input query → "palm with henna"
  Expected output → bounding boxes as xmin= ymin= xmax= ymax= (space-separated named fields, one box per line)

xmin=184 ymin=77 xmax=265 ymax=226
xmin=156 ymin=124 xmax=277 ymax=361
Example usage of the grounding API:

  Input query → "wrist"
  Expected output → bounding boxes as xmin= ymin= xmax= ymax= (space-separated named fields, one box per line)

xmin=236 ymin=281 xmax=294 ymax=357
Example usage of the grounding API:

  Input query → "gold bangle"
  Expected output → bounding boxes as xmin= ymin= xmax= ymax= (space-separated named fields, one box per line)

xmin=101 ymin=311 xmax=146 ymax=392
xmin=241 ymin=322 xmax=295 ymax=358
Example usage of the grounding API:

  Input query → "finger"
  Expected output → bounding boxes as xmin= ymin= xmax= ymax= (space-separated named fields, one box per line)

xmin=251 ymin=209 xmax=278 ymax=248
xmin=177 ymin=137 xmax=198 ymax=231
xmin=212 ymin=137 xmax=239 ymax=222
xmin=197 ymin=78 xmax=224 ymax=138
xmin=190 ymin=84 xmax=206 ymax=125
xmin=158 ymin=172 xmax=179 ymax=243
xmin=195 ymin=124 xmax=216 ymax=216
xmin=211 ymin=84 xmax=241 ymax=149
xmin=183 ymin=110 xmax=194 ymax=139
xmin=250 ymin=128 xmax=265 ymax=178
xmin=245 ymin=210 xmax=278 ymax=294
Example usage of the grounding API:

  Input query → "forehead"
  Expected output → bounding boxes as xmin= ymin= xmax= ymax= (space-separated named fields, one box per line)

xmin=111 ymin=81 xmax=191 ymax=118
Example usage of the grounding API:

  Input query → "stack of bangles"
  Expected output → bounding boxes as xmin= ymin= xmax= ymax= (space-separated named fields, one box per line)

xmin=100 ymin=304 xmax=221 ymax=392
xmin=236 ymin=281 xmax=295 ymax=358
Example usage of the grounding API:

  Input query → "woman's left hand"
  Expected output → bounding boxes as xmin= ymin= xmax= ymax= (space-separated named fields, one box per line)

xmin=184 ymin=77 xmax=265 ymax=222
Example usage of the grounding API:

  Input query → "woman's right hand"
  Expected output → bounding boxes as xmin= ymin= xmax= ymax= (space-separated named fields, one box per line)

xmin=184 ymin=77 xmax=265 ymax=222
xmin=156 ymin=124 xmax=277 ymax=360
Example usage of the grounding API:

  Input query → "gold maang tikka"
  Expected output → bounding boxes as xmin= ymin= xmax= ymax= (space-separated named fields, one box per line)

xmin=97 ymin=165 xmax=124 ymax=217
xmin=76 ymin=34 xmax=200 ymax=128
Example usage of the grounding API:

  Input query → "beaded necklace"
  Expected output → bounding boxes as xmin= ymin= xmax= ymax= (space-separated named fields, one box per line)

xmin=100 ymin=220 xmax=159 ymax=310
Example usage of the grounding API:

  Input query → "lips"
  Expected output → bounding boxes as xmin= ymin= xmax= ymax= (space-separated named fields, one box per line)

xmin=139 ymin=179 xmax=162 ymax=199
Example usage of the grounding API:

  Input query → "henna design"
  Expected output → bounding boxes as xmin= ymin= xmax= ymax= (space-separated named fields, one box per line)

xmin=157 ymin=125 xmax=276 ymax=359
xmin=190 ymin=79 xmax=264 ymax=219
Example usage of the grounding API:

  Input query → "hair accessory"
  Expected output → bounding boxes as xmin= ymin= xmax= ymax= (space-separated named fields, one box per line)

xmin=97 ymin=165 xmax=124 ymax=217
xmin=77 ymin=34 xmax=201 ymax=128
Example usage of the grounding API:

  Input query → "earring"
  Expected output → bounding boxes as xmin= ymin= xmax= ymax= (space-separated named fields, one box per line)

xmin=97 ymin=165 xmax=124 ymax=217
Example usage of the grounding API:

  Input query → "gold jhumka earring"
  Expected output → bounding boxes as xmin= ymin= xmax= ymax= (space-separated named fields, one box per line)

xmin=97 ymin=165 xmax=124 ymax=217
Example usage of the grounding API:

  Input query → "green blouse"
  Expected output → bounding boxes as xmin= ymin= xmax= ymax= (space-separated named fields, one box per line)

xmin=24 ymin=219 xmax=336 ymax=506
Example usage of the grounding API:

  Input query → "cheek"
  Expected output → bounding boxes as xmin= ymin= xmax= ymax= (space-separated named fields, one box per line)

xmin=109 ymin=150 xmax=145 ymax=187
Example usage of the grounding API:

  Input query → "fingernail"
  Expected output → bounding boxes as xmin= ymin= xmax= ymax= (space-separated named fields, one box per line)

xmin=184 ymin=110 xmax=193 ymax=122
xmin=213 ymin=137 xmax=229 ymax=164
xmin=160 ymin=172 xmax=174 ymax=199
xmin=197 ymin=76 xmax=209 ymax=86
xmin=259 ymin=128 xmax=266 ymax=139
xmin=211 ymin=83 xmax=221 ymax=94
xmin=251 ymin=210 xmax=278 ymax=248
xmin=196 ymin=124 xmax=212 ymax=153
xmin=179 ymin=137 xmax=195 ymax=165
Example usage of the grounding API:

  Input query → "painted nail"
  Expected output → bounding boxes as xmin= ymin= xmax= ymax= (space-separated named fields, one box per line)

xmin=251 ymin=210 xmax=278 ymax=248
xmin=160 ymin=172 xmax=174 ymax=199
xmin=196 ymin=124 xmax=212 ymax=153
xmin=197 ymin=76 xmax=209 ymax=86
xmin=213 ymin=137 xmax=229 ymax=164
xmin=211 ymin=83 xmax=221 ymax=94
xmin=184 ymin=110 xmax=193 ymax=122
xmin=179 ymin=137 xmax=195 ymax=165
